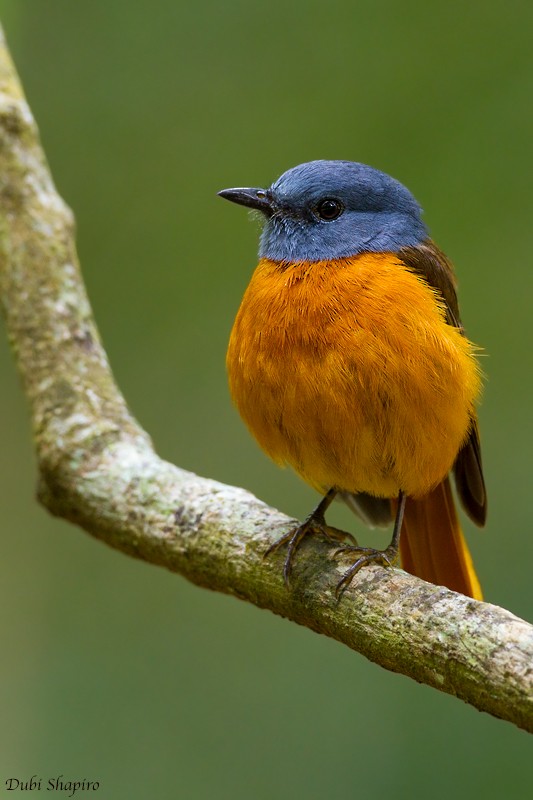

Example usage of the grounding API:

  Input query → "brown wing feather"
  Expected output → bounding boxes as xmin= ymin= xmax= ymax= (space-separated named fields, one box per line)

xmin=453 ymin=420 xmax=486 ymax=526
xmin=398 ymin=240 xmax=487 ymax=527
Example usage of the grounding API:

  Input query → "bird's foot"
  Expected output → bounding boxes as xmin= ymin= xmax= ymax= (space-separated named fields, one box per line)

xmin=333 ymin=543 xmax=400 ymax=600
xmin=265 ymin=514 xmax=356 ymax=586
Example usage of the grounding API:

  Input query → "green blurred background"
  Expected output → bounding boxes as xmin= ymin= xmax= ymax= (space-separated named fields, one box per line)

xmin=0 ymin=1 xmax=532 ymax=798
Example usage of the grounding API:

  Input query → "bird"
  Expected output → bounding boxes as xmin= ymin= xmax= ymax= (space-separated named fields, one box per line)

xmin=219 ymin=160 xmax=486 ymax=600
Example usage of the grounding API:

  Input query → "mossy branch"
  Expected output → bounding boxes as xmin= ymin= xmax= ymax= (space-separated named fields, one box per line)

xmin=0 ymin=25 xmax=531 ymax=733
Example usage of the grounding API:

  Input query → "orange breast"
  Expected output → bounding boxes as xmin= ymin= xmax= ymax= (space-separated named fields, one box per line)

xmin=227 ymin=254 xmax=481 ymax=499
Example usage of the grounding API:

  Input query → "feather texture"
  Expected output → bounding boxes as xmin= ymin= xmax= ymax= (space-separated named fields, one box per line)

xmin=227 ymin=251 xmax=484 ymax=597
xmin=227 ymin=253 xmax=481 ymax=499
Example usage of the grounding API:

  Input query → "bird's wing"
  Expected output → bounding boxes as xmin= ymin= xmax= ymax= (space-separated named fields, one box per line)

xmin=398 ymin=240 xmax=487 ymax=527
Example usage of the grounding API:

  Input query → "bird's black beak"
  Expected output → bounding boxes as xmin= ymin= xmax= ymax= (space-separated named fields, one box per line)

xmin=217 ymin=187 xmax=274 ymax=216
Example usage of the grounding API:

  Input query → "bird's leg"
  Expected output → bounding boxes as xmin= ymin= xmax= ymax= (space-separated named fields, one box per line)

xmin=334 ymin=490 xmax=406 ymax=599
xmin=264 ymin=488 xmax=356 ymax=585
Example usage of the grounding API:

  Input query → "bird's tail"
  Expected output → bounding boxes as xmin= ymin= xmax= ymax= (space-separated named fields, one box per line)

xmin=398 ymin=477 xmax=482 ymax=600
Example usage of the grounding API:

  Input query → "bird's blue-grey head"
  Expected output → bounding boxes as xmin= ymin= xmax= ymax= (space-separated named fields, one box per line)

xmin=218 ymin=160 xmax=428 ymax=261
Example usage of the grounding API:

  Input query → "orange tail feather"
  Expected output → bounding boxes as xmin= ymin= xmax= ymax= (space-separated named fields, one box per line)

xmin=398 ymin=478 xmax=482 ymax=600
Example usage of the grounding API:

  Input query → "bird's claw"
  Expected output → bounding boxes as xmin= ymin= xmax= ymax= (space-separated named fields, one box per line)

xmin=333 ymin=544 xmax=399 ymax=600
xmin=264 ymin=517 xmax=355 ymax=586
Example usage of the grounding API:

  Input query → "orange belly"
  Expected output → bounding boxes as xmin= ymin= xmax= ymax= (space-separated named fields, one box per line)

xmin=227 ymin=254 xmax=481 ymax=499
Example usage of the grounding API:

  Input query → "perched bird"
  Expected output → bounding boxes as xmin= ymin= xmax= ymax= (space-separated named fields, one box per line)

xmin=219 ymin=160 xmax=486 ymax=599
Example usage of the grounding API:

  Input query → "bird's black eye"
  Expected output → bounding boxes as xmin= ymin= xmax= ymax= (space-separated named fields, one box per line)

xmin=315 ymin=198 xmax=343 ymax=221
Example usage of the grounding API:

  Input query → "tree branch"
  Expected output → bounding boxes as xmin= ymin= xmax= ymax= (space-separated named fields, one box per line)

xmin=0 ymin=25 xmax=531 ymax=733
